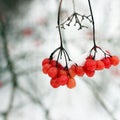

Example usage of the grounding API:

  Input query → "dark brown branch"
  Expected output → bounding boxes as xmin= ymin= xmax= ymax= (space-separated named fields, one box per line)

xmin=0 ymin=18 xmax=17 ymax=120
xmin=58 ymin=12 xmax=91 ymax=30
xmin=88 ymin=0 xmax=97 ymax=47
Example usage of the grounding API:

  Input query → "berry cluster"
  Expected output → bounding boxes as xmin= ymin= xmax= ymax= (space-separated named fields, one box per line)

xmin=83 ymin=54 xmax=119 ymax=77
xmin=42 ymin=52 xmax=119 ymax=89
xmin=41 ymin=0 xmax=120 ymax=89
xmin=42 ymin=58 xmax=77 ymax=89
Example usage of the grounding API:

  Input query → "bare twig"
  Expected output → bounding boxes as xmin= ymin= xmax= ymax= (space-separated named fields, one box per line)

xmin=0 ymin=18 xmax=51 ymax=120
xmin=0 ymin=18 xmax=17 ymax=120
xmin=18 ymin=86 xmax=51 ymax=120
xmin=57 ymin=12 xmax=91 ymax=30
xmin=83 ymin=78 xmax=117 ymax=120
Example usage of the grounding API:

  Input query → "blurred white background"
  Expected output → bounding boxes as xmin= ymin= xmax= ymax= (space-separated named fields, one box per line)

xmin=0 ymin=0 xmax=120 ymax=120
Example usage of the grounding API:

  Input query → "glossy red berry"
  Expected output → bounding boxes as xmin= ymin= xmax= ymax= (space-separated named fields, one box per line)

xmin=70 ymin=64 xmax=76 ymax=72
xmin=42 ymin=64 xmax=52 ymax=74
xmin=50 ymin=60 xmax=57 ymax=67
xmin=50 ymin=78 xmax=60 ymax=88
xmin=48 ymin=67 xmax=58 ymax=78
xmin=75 ymin=66 xmax=84 ymax=76
xmin=84 ymin=59 xmax=96 ymax=71
xmin=58 ymin=75 xmax=68 ymax=86
xmin=69 ymin=68 xmax=76 ymax=78
xmin=102 ymin=57 xmax=111 ymax=69
xmin=58 ymin=69 xmax=68 ymax=77
xmin=110 ymin=56 xmax=119 ymax=66
xmin=42 ymin=58 xmax=50 ymax=66
xmin=67 ymin=78 xmax=76 ymax=89
xmin=84 ymin=69 xmax=95 ymax=77
xmin=96 ymin=60 xmax=105 ymax=70
xmin=86 ymin=55 xmax=93 ymax=59
xmin=57 ymin=63 xmax=64 ymax=69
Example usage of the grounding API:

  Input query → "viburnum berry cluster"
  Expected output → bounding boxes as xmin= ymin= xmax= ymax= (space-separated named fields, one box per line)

xmin=83 ymin=48 xmax=119 ymax=77
xmin=42 ymin=58 xmax=78 ymax=88
xmin=42 ymin=53 xmax=119 ymax=88
xmin=41 ymin=0 xmax=120 ymax=89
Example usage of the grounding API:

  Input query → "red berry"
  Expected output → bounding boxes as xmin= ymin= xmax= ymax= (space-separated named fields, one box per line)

xmin=86 ymin=55 xmax=93 ymax=59
xmin=42 ymin=58 xmax=50 ymax=66
xmin=58 ymin=75 xmax=68 ymax=86
xmin=57 ymin=63 xmax=64 ymax=69
xmin=50 ymin=78 xmax=60 ymax=88
xmin=67 ymin=78 xmax=76 ymax=89
xmin=58 ymin=69 xmax=67 ymax=76
xmin=84 ymin=69 xmax=95 ymax=77
xmin=42 ymin=64 xmax=52 ymax=74
xmin=69 ymin=68 xmax=76 ymax=78
xmin=70 ymin=64 xmax=76 ymax=72
xmin=96 ymin=60 xmax=105 ymax=70
xmin=102 ymin=57 xmax=111 ymax=69
xmin=75 ymin=66 xmax=84 ymax=76
xmin=50 ymin=60 xmax=57 ymax=67
xmin=48 ymin=67 xmax=58 ymax=78
xmin=84 ymin=59 xmax=96 ymax=71
xmin=110 ymin=56 xmax=119 ymax=66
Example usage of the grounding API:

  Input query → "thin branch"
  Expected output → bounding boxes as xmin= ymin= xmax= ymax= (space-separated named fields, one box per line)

xmin=58 ymin=12 xmax=91 ymax=30
xmin=83 ymin=78 xmax=117 ymax=120
xmin=57 ymin=0 xmax=63 ymax=47
xmin=4 ymin=87 xmax=16 ymax=120
xmin=88 ymin=0 xmax=96 ymax=47
xmin=0 ymin=19 xmax=17 ymax=120
xmin=18 ymin=86 xmax=51 ymax=120
xmin=16 ymin=67 xmax=40 ymax=76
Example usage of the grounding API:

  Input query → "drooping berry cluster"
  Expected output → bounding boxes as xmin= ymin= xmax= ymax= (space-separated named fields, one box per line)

xmin=42 ymin=58 xmax=78 ymax=89
xmin=83 ymin=45 xmax=119 ymax=76
xmin=83 ymin=54 xmax=119 ymax=77
xmin=41 ymin=0 xmax=120 ymax=89
xmin=42 ymin=52 xmax=119 ymax=88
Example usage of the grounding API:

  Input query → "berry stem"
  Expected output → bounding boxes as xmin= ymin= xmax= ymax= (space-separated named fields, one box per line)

xmin=49 ymin=47 xmax=61 ymax=59
xmin=57 ymin=49 xmax=62 ymax=63
xmin=89 ymin=46 xmax=112 ymax=59
xmin=88 ymin=0 xmax=97 ymax=48
xmin=57 ymin=0 xmax=63 ymax=48
xmin=63 ymin=50 xmax=69 ymax=68
xmin=63 ymin=48 xmax=71 ymax=61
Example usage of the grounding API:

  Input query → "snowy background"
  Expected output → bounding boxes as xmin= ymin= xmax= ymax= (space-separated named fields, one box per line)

xmin=0 ymin=0 xmax=120 ymax=120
